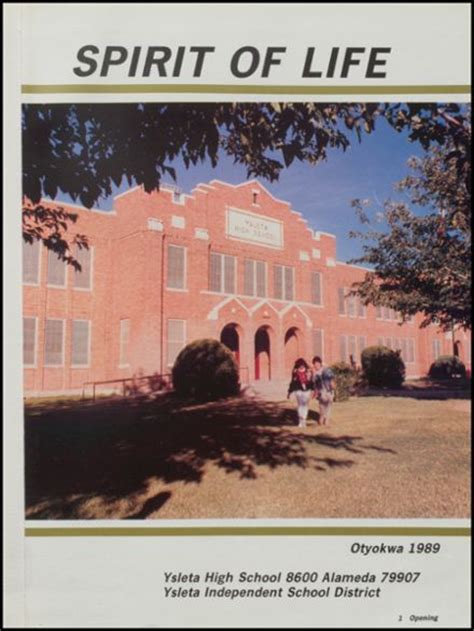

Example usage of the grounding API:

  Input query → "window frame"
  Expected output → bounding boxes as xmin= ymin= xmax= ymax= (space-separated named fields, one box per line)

xmin=243 ymin=258 xmax=267 ymax=298
xmin=46 ymin=249 xmax=68 ymax=289
xmin=118 ymin=318 xmax=131 ymax=368
xmin=166 ymin=243 xmax=187 ymax=291
xmin=209 ymin=251 xmax=236 ymax=294
xmin=73 ymin=245 xmax=94 ymax=292
xmin=22 ymin=239 xmax=42 ymax=286
xmin=312 ymin=328 xmax=324 ymax=359
xmin=167 ymin=318 xmax=187 ymax=368
xmin=273 ymin=264 xmax=295 ymax=301
xmin=23 ymin=316 xmax=38 ymax=367
xmin=310 ymin=270 xmax=323 ymax=306
xmin=44 ymin=317 xmax=66 ymax=367
xmin=71 ymin=319 xmax=91 ymax=368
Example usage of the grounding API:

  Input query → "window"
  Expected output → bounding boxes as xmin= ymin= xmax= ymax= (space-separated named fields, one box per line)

xmin=347 ymin=293 xmax=357 ymax=318
xmin=44 ymin=319 xmax=64 ymax=366
xmin=339 ymin=287 xmax=363 ymax=317
xmin=47 ymin=250 xmax=66 ymax=287
xmin=72 ymin=320 xmax=90 ymax=366
xmin=274 ymin=265 xmax=294 ymax=301
xmin=23 ymin=240 xmax=40 ymax=284
xmin=338 ymin=288 xmax=346 ymax=315
xmin=209 ymin=252 xmax=236 ymax=293
xmin=167 ymin=319 xmax=186 ymax=367
xmin=432 ymin=339 xmax=441 ymax=361
xmin=243 ymin=259 xmax=266 ymax=297
xmin=358 ymin=336 xmax=367 ymax=355
xmin=407 ymin=339 xmax=415 ymax=363
xmin=340 ymin=335 xmax=349 ymax=363
xmin=73 ymin=246 xmax=92 ymax=290
xmin=119 ymin=319 xmax=130 ymax=366
xmin=401 ymin=339 xmax=408 ymax=361
xmin=167 ymin=244 xmax=186 ymax=290
xmin=23 ymin=317 xmax=37 ymax=366
xmin=311 ymin=271 xmax=322 ymax=305
xmin=348 ymin=335 xmax=357 ymax=363
xmin=376 ymin=305 xmax=383 ymax=319
xmin=313 ymin=329 xmax=323 ymax=358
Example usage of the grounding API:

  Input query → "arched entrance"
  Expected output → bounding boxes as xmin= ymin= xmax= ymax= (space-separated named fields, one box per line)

xmin=254 ymin=326 xmax=271 ymax=380
xmin=284 ymin=327 xmax=301 ymax=375
xmin=220 ymin=323 xmax=240 ymax=365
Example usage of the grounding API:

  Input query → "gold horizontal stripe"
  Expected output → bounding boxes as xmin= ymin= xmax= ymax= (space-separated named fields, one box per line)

xmin=25 ymin=526 xmax=470 ymax=537
xmin=21 ymin=84 xmax=471 ymax=95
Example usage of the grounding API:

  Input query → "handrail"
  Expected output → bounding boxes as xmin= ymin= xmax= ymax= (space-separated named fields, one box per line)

xmin=83 ymin=367 xmax=249 ymax=401
xmin=82 ymin=373 xmax=172 ymax=401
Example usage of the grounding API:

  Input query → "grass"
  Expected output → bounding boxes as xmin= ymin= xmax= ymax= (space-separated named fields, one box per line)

xmin=24 ymin=392 xmax=470 ymax=520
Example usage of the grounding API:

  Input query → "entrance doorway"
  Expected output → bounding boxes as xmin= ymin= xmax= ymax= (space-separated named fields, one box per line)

xmin=284 ymin=327 xmax=301 ymax=375
xmin=220 ymin=324 xmax=240 ymax=365
xmin=254 ymin=326 xmax=271 ymax=380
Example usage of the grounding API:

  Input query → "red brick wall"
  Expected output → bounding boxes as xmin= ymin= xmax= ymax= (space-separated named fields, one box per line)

xmin=22 ymin=180 xmax=471 ymax=394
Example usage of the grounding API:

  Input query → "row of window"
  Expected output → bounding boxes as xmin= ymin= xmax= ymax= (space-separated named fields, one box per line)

xmin=23 ymin=240 xmax=93 ymax=290
xmin=339 ymin=335 xmax=416 ymax=364
xmin=23 ymin=316 xmax=421 ymax=371
xmin=167 ymin=246 xmax=323 ymax=304
xmin=338 ymin=288 xmax=415 ymax=323
xmin=339 ymin=335 xmax=367 ymax=364
xmin=376 ymin=305 xmax=414 ymax=323
xmin=23 ymin=317 xmax=91 ymax=367
xmin=338 ymin=287 xmax=366 ymax=318
xmin=376 ymin=337 xmax=416 ymax=363
xmin=118 ymin=317 xmax=186 ymax=368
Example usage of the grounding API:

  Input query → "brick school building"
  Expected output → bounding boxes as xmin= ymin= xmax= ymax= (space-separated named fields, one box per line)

xmin=22 ymin=179 xmax=471 ymax=395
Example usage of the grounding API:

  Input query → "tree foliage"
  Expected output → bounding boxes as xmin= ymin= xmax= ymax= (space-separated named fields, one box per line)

xmin=350 ymin=136 xmax=471 ymax=330
xmin=22 ymin=102 xmax=470 ymax=270
xmin=361 ymin=346 xmax=406 ymax=388
xmin=172 ymin=338 xmax=240 ymax=401
xmin=428 ymin=355 xmax=467 ymax=380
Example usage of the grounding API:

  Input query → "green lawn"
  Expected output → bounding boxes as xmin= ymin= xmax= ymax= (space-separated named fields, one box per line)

xmin=24 ymin=393 xmax=470 ymax=520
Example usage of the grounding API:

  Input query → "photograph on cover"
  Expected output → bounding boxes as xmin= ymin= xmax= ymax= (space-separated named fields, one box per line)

xmin=22 ymin=102 xmax=471 ymax=521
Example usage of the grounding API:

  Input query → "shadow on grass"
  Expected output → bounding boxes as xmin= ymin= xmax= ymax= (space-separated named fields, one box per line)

xmin=358 ymin=378 xmax=471 ymax=401
xmin=25 ymin=393 xmax=395 ymax=519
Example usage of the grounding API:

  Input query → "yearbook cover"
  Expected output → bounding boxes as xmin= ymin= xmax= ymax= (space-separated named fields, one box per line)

xmin=4 ymin=3 xmax=471 ymax=628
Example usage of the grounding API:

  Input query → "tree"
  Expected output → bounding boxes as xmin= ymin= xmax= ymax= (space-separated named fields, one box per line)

xmin=22 ymin=102 xmax=470 ymax=266
xmin=349 ymin=140 xmax=471 ymax=330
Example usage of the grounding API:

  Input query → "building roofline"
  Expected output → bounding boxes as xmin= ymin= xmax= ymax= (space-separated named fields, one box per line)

xmin=113 ymin=185 xmax=142 ymax=200
xmin=209 ymin=179 xmax=291 ymax=206
xmin=40 ymin=198 xmax=115 ymax=215
xmin=336 ymin=260 xmax=373 ymax=272
xmin=315 ymin=230 xmax=336 ymax=239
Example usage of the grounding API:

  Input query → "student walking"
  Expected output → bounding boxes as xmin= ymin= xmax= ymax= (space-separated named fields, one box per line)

xmin=287 ymin=358 xmax=313 ymax=428
xmin=312 ymin=356 xmax=336 ymax=426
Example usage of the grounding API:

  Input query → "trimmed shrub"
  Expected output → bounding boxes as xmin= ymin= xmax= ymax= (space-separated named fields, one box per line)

xmin=172 ymin=338 xmax=240 ymax=401
xmin=329 ymin=361 xmax=358 ymax=401
xmin=428 ymin=355 xmax=467 ymax=380
xmin=361 ymin=345 xmax=405 ymax=388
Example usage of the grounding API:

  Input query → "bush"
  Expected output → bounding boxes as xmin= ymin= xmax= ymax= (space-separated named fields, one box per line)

xmin=428 ymin=355 xmax=467 ymax=380
xmin=172 ymin=338 xmax=240 ymax=401
xmin=329 ymin=361 xmax=358 ymax=401
xmin=361 ymin=346 xmax=405 ymax=388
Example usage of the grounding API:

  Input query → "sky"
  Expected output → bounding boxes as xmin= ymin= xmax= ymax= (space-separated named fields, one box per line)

xmin=57 ymin=115 xmax=426 ymax=263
